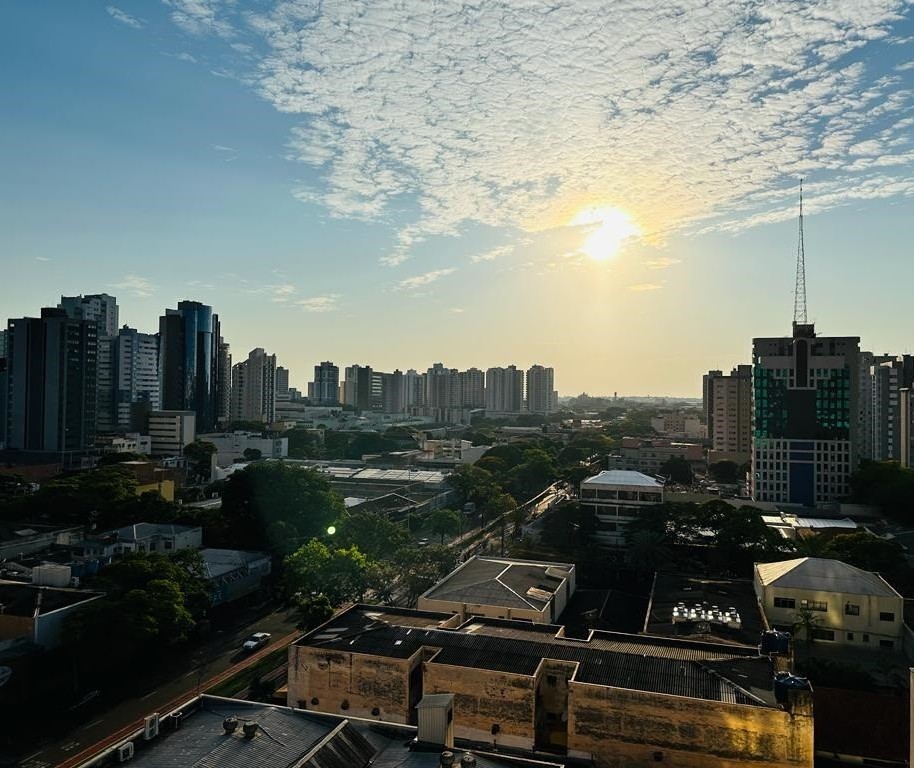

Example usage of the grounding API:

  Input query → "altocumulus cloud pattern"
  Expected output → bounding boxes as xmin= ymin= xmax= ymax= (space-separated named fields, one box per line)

xmin=163 ymin=0 xmax=914 ymax=263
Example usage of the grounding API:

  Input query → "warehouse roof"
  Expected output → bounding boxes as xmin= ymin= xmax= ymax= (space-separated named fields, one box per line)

xmin=298 ymin=605 xmax=775 ymax=708
xmin=420 ymin=556 xmax=574 ymax=612
xmin=755 ymin=558 xmax=901 ymax=598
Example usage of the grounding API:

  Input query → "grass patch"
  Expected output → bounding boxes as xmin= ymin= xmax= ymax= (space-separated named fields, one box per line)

xmin=207 ymin=646 xmax=288 ymax=698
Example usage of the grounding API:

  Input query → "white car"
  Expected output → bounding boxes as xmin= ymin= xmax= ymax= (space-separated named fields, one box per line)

xmin=242 ymin=632 xmax=271 ymax=653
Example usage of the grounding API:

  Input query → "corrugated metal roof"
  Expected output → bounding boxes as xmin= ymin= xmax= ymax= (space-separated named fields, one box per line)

xmin=755 ymin=558 xmax=900 ymax=597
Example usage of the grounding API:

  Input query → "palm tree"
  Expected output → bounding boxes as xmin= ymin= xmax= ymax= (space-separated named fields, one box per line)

xmin=626 ymin=530 xmax=672 ymax=576
xmin=791 ymin=608 xmax=823 ymax=666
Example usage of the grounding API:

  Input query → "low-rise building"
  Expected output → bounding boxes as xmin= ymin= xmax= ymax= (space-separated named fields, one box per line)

xmin=289 ymin=604 xmax=814 ymax=767
xmin=608 ymin=437 xmax=703 ymax=475
xmin=754 ymin=557 xmax=904 ymax=650
xmin=0 ymin=580 xmax=103 ymax=650
xmin=418 ymin=556 xmax=575 ymax=624
xmin=580 ymin=470 xmax=664 ymax=547
xmin=197 ymin=431 xmax=288 ymax=466
xmin=201 ymin=548 xmax=271 ymax=606
xmin=81 ymin=523 xmax=202 ymax=559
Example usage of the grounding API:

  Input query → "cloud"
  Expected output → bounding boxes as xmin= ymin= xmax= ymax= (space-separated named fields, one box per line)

xmin=110 ymin=274 xmax=154 ymax=297
xmin=471 ymin=245 xmax=514 ymax=264
xmin=34 ymin=256 xmax=51 ymax=262
xmin=644 ymin=257 xmax=681 ymax=270
xmin=166 ymin=0 xmax=914 ymax=262
xmin=212 ymin=144 xmax=236 ymax=152
xmin=271 ymin=283 xmax=296 ymax=303
xmin=449 ymin=307 xmax=464 ymax=314
xmin=163 ymin=51 xmax=198 ymax=63
xmin=296 ymin=295 xmax=338 ymax=312
xmin=396 ymin=268 xmax=457 ymax=291
xmin=897 ymin=61 xmax=914 ymax=72
xmin=629 ymin=283 xmax=662 ymax=292
xmin=106 ymin=5 xmax=144 ymax=29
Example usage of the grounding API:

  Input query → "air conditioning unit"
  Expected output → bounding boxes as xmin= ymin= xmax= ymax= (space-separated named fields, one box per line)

xmin=117 ymin=742 xmax=134 ymax=762
xmin=143 ymin=713 xmax=160 ymax=740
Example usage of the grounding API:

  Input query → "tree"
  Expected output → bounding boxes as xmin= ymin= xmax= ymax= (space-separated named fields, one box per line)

xmin=820 ymin=532 xmax=905 ymax=575
xmin=849 ymin=460 xmax=914 ymax=523
xmin=285 ymin=539 xmax=370 ymax=606
xmin=394 ymin=545 xmax=457 ymax=605
xmin=335 ymin=511 xmax=412 ymax=559
xmin=426 ymin=508 xmax=462 ymax=543
xmin=659 ymin=456 xmax=693 ymax=485
xmin=627 ymin=529 xmax=672 ymax=576
xmin=184 ymin=440 xmax=217 ymax=482
xmin=220 ymin=462 xmax=345 ymax=554
xmin=446 ymin=464 xmax=500 ymax=508
xmin=243 ymin=448 xmax=263 ymax=462
xmin=791 ymin=608 xmax=823 ymax=663
xmin=506 ymin=449 xmax=557 ymax=499
xmin=708 ymin=460 xmax=740 ymax=484
xmin=345 ymin=432 xmax=398 ymax=460
xmin=292 ymin=593 xmax=334 ymax=631
xmin=284 ymin=428 xmax=323 ymax=460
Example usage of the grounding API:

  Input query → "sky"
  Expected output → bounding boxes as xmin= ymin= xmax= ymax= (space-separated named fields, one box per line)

xmin=2 ymin=1 xmax=914 ymax=397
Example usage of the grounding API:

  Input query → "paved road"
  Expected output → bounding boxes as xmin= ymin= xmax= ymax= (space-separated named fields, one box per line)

xmin=19 ymin=608 xmax=299 ymax=768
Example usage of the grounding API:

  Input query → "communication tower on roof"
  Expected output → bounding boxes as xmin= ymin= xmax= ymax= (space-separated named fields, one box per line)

xmin=793 ymin=179 xmax=808 ymax=327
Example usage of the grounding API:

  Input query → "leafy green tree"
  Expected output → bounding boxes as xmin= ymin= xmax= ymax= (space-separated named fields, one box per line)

xmin=820 ymin=532 xmax=905 ymax=575
xmin=184 ymin=440 xmax=217 ymax=481
xmin=426 ymin=508 xmax=462 ymax=543
xmin=335 ymin=511 xmax=412 ymax=559
xmin=292 ymin=593 xmax=334 ymax=631
xmin=446 ymin=464 xmax=500 ymax=508
xmin=659 ymin=455 xmax=693 ymax=485
xmin=482 ymin=491 xmax=516 ymax=527
xmin=708 ymin=460 xmax=740 ymax=483
xmin=366 ymin=560 xmax=401 ymax=604
xmin=284 ymin=428 xmax=323 ymax=459
xmin=849 ymin=460 xmax=914 ymax=523
xmin=243 ymin=447 xmax=263 ymax=461
xmin=627 ymin=529 xmax=672 ymax=575
xmin=323 ymin=430 xmax=354 ymax=459
xmin=220 ymin=462 xmax=345 ymax=554
xmin=394 ymin=545 xmax=457 ymax=605
xmin=506 ymin=448 xmax=557 ymax=498
xmin=285 ymin=539 xmax=371 ymax=606
xmin=481 ymin=444 xmax=525 ymax=468
xmin=474 ymin=456 xmax=509 ymax=476
xmin=345 ymin=432 xmax=399 ymax=459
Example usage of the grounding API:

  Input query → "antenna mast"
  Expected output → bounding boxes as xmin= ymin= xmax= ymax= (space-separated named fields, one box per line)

xmin=793 ymin=178 xmax=807 ymax=325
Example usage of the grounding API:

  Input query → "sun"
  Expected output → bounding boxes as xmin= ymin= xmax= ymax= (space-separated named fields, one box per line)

xmin=571 ymin=205 xmax=640 ymax=261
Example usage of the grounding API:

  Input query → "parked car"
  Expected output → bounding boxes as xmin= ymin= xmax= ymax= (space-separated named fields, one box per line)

xmin=242 ymin=632 xmax=271 ymax=653
xmin=417 ymin=538 xmax=429 ymax=547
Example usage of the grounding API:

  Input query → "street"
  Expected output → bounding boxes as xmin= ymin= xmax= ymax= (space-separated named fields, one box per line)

xmin=19 ymin=608 xmax=300 ymax=768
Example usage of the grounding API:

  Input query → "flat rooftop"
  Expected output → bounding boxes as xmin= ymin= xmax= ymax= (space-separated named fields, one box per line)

xmin=646 ymin=574 xmax=765 ymax=646
xmin=420 ymin=556 xmax=574 ymax=613
xmin=581 ymin=470 xmax=663 ymax=488
xmin=298 ymin=605 xmax=777 ymax=708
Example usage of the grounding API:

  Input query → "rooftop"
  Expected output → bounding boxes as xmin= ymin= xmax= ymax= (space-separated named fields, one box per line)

xmin=111 ymin=523 xmax=200 ymax=541
xmin=201 ymin=549 xmax=270 ymax=580
xmin=298 ymin=605 xmax=777 ymax=708
xmin=0 ymin=580 xmax=103 ymax=616
xmin=420 ymin=556 xmax=574 ymax=613
xmin=581 ymin=470 xmax=664 ymax=489
xmin=755 ymin=558 xmax=901 ymax=598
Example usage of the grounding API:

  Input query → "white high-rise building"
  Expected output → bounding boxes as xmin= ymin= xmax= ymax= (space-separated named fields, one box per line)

xmin=485 ymin=366 xmax=524 ymax=412
xmin=231 ymin=348 xmax=277 ymax=424
xmin=526 ymin=365 xmax=555 ymax=414
xmin=112 ymin=326 xmax=160 ymax=432
xmin=458 ymin=368 xmax=486 ymax=408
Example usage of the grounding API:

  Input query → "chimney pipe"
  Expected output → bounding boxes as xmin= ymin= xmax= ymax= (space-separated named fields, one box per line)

xmin=440 ymin=751 xmax=456 ymax=767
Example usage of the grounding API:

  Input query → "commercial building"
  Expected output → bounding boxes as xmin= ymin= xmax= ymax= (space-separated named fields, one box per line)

xmin=525 ymin=365 xmax=555 ymax=414
xmin=703 ymin=369 xmax=723 ymax=435
xmin=579 ymin=469 xmax=664 ymax=547
xmin=216 ymin=339 xmax=232 ymax=425
xmin=58 ymin=292 xmax=119 ymax=338
xmin=147 ymin=410 xmax=196 ymax=456
xmin=198 ymin=431 xmax=288 ymax=465
xmin=607 ymin=437 xmax=703 ymax=475
xmin=230 ymin=348 xmax=277 ymax=424
xmin=6 ymin=308 xmax=98 ymax=454
xmin=485 ymin=366 xmax=524 ymax=413
xmin=342 ymin=364 xmax=373 ymax=411
xmin=751 ymin=323 xmax=860 ymax=505
xmin=111 ymin=326 xmax=160 ymax=432
xmin=201 ymin=548 xmax=271 ymax=605
xmin=158 ymin=301 xmax=222 ymax=432
xmin=289 ymin=604 xmax=814 ymax=767
xmin=709 ymin=365 xmax=752 ymax=464
xmin=754 ymin=557 xmax=903 ymax=650
xmin=418 ymin=556 xmax=575 ymax=624
xmin=310 ymin=361 xmax=340 ymax=405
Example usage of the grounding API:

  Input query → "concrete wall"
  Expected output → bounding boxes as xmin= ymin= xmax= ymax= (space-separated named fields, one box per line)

xmin=423 ymin=661 xmax=536 ymax=751
xmin=35 ymin=595 xmax=103 ymax=649
xmin=567 ymin=682 xmax=814 ymax=768
xmin=417 ymin=597 xmax=547 ymax=624
xmin=287 ymin=645 xmax=416 ymax=723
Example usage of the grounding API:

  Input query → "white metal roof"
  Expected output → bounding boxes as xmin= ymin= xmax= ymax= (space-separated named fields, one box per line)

xmin=581 ymin=470 xmax=664 ymax=489
xmin=755 ymin=557 xmax=901 ymax=598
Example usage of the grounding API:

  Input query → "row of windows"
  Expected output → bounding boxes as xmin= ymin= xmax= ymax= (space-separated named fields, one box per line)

xmin=812 ymin=629 xmax=894 ymax=648
xmin=774 ymin=597 xmax=896 ymax=622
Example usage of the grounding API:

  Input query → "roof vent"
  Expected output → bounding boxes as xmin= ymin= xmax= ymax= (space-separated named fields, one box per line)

xmin=223 ymin=716 xmax=238 ymax=734
xmin=242 ymin=721 xmax=259 ymax=739
xmin=440 ymin=751 xmax=456 ymax=767
xmin=461 ymin=755 xmax=477 ymax=768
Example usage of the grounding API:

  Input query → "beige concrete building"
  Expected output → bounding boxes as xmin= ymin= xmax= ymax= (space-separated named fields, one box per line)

xmin=580 ymin=469 xmax=664 ymax=548
xmin=418 ymin=556 xmax=575 ymax=624
xmin=288 ymin=604 xmax=814 ymax=768
xmin=607 ymin=437 xmax=702 ymax=475
xmin=147 ymin=409 xmax=196 ymax=456
xmin=709 ymin=365 xmax=752 ymax=465
xmin=754 ymin=557 xmax=903 ymax=650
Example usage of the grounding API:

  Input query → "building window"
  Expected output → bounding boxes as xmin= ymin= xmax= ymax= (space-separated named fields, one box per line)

xmin=801 ymin=600 xmax=827 ymax=612
xmin=773 ymin=597 xmax=795 ymax=609
xmin=811 ymin=628 xmax=835 ymax=641
xmin=863 ymin=634 xmax=869 ymax=643
xmin=879 ymin=639 xmax=895 ymax=649
xmin=844 ymin=603 xmax=860 ymax=616
xmin=164 ymin=540 xmax=174 ymax=550
xmin=847 ymin=633 xmax=854 ymax=641
xmin=879 ymin=611 xmax=895 ymax=622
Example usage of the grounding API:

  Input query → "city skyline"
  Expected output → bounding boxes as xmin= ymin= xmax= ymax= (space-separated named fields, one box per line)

xmin=4 ymin=2 xmax=914 ymax=396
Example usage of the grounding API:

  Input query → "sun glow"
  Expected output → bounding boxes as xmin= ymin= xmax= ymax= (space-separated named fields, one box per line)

xmin=571 ymin=205 xmax=640 ymax=261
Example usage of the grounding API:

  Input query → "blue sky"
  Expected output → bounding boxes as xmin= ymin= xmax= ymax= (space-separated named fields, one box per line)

xmin=2 ymin=1 xmax=914 ymax=396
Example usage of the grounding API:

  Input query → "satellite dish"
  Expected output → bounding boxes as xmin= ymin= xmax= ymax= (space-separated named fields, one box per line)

xmin=0 ymin=667 xmax=12 ymax=689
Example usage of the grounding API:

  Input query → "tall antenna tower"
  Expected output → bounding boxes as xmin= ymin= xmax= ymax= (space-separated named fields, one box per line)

xmin=793 ymin=178 xmax=807 ymax=325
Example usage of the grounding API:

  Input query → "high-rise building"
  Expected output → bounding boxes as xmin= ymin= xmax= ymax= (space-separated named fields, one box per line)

xmin=276 ymin=366 xmax=290 ymax=397
xmin=59 ymin=293 xmax=119 ymax=435
xmin=752 ymin=323 xmax=860 ymax=505
xmin=424 ymin=363 xmax=454 ymax=409
xmin=112 ymin=326 xmax=160 ymax=432
xmin=342 ymin=365 xmax=373 ymax=411
xmin=158 ymin=301 xmax=222 ymax=433
xmin=526 ymin=365 xmax=555 ymax=414
xmin=485 ymin=365 xmax=524 ymax=412
xmin=6 ymin=308 xmax=98 ymax=453
xmin=458 ymin=368 xmax=486 ymax=408
xmin=404 ymin=369 xmax=423 ymax=408
xmin=311 ymin=361 xmax=340 ymax=405
xmin=0 ymin=329 xmax=7 ymax=358
xmin=709 ymin=365 xmax=752 ymax=464
xmin=231 ymin=348 xmax=277 ymax=424
xmin=703 ymin=370 xmax=723 ymax=436
xmin=217 ymin=340 xmax=232 ymax=424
